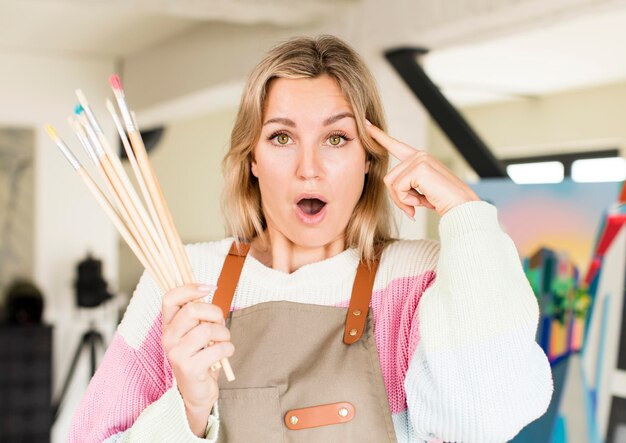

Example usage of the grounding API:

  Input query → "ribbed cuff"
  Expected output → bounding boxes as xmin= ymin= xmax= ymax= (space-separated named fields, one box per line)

xmin=169 ymin=386 xmax=216 ymax=442
xmin=123 ymin=386 xmax=216 ymax=442
xmin=438 ymin=200 xmax=501 ymax=240
xmin=169 ymin=375 xmax=219 ymax=441
xmin=204 ymin=400 xmax=220 ymax=440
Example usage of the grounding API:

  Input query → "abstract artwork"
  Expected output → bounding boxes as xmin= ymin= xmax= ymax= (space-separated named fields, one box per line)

xmin=469 ymin=177 xmax=624 ymax=443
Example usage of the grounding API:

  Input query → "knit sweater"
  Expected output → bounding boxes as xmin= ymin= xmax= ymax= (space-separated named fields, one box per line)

xmin=68 ymin=200 xmax=553 ymax=442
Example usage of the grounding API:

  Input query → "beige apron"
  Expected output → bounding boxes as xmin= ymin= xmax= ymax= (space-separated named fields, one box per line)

xmin=212 ymin=241 xmax=398 ymax=442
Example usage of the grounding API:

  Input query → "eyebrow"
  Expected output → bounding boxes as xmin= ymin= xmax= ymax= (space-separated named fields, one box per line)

xmin=263 ymin=112 xmax=355 ymax=127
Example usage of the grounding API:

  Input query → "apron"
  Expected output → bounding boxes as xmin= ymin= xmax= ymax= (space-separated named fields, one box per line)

xmin=212 ymin=241 xmax=398 ymax=442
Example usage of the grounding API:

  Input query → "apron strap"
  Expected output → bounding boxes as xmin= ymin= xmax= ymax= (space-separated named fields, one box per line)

xmin=212 ymin=240 xmax=382 ymax=345
xmin=212 ymin=241 xmax=250 ymax=321
xmin=343 ymin=253 xmax=381 ymax=345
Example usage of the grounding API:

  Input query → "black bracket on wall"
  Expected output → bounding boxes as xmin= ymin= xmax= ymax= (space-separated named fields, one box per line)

xmin=119 ymin=126 xmax=166 ymax=160
xmin=384 ymin=47 xmax=507 ymax=178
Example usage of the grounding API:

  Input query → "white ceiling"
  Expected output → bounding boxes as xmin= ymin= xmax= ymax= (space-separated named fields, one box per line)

xmin=0 ymin=1 xmax=195 ymax=57
xmin=0 ymin=0 xmax=350 ymax=57
xmin=2 ymin=0 xmax=626 ymax=106
xmin=422 ymin=4 xmax=626 ymax=106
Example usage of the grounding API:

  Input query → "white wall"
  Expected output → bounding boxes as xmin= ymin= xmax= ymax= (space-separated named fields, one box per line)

xmin=0 ymin=49 xmax=119 ymax=439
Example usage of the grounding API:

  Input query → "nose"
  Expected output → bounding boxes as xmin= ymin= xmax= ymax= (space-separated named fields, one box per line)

xmin=296 ymin=144 xmax=322 ymax=181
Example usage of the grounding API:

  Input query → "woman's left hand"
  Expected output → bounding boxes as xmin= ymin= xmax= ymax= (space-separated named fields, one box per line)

xmin=365 ymin=119 xmax=481 ymax=219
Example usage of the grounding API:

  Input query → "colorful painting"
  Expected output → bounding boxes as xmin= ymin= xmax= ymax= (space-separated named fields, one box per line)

xmin=469 ymin=178 xmax=624 ymax=443
xmin=470 ymin=178 xmax=622 ymax=274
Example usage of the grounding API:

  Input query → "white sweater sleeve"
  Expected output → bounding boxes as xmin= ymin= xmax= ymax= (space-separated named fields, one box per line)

xmin=100 ymin=387 xmax=219 ymax=442
xmin=404 ymin=200 xmax=554 ymax=442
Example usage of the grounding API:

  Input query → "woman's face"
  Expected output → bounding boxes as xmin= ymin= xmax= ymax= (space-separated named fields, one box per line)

xmin=251 ymin=73 xmax=370 ymax=248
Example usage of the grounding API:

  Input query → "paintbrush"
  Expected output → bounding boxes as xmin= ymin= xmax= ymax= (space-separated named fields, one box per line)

xmin=73 ymin=108 xmax=175 ymax=290
xmin=105 ymin=99 xmax=182 ymax=287
xmin=73 ymin=96 xmax=175 ymax=287
xmin=45 ymin=125 xmax=163 ymax=287
xmin=109 ymin=76 xmax=235 ymax=381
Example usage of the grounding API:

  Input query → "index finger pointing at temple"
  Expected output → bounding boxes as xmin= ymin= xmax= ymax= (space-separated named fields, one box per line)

xmin=365 ymin=120 xmax=420 ymax=161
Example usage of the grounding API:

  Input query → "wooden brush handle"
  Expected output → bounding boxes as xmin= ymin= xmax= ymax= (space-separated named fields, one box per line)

xmin=78 ymin=168 xmax=166 ymax=289
xmin=127 ymin=130 xmax=236 ymax=382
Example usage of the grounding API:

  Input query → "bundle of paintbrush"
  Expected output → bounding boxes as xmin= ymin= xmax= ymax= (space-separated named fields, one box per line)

xmin=45 ymin=75 xmax=235 ymax=382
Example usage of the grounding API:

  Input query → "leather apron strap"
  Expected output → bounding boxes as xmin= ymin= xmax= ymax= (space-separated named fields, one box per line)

xmin=212 ymin=241 xmax=250 ymax=321
xmin=343 ymin=257 xmax=380 ymax=344
xmin=211 ymin=240 xmax=381 ymax=344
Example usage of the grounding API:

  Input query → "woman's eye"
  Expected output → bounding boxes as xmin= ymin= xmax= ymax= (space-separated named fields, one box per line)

xmin=329 ymin=135 xmax=343 ymax=146
xmin=276 ymin=133 xmax=290 ymax=145
xmin=268 ymin=132 xmax=292 ymax=145
xmin=327 ymin=133 xmax=352 ymax=147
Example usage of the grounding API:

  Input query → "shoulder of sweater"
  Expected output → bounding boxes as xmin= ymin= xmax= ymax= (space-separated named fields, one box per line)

xmin=184 ymin=237 xmax=234 ymax=257
xmin=183 ymin=237 xmax=237 ymax=285
xmin=374 ymin=238 xmax=440 ymax=291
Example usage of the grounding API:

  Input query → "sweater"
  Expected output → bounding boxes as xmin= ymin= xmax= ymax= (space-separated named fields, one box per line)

xmin=68 ymin=200 xmax=553 ymax=442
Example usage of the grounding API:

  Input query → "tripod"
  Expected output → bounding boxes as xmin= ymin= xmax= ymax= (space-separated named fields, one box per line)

xmin=51 ymin=321 xmax=105 ymax=422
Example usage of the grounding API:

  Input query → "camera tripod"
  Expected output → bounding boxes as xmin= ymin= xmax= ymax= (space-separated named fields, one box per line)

xmin=51 ymin=322 xmax=105 ymax=422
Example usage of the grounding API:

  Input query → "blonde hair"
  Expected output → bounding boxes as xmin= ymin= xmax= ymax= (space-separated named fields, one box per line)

xmin=221 ymin=34 xmax=397 ymax=265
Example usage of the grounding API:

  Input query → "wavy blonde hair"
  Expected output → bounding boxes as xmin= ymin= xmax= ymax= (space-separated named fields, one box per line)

xmin=221 ymin=34 xmax=397 ymax=265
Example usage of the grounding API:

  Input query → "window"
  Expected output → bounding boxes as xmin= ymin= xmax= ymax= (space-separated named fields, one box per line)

xmin=501 ymin=149 xmax=624 ymax=184
xmin=506 ymin=161 xmax=564 ymax=184
xmin=571 ymin=157 xmax=626 ymax=183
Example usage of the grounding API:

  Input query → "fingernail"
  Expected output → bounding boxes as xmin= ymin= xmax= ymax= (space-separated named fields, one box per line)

xmin=365 ymin=119 xmax=372 ymax=126
xmin=404 ymin=211 xmax=415 ymax=221
xmin=198 ymin=284 xmax=215 ymax=292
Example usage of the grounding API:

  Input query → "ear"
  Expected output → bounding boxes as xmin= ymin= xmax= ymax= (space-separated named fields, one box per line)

xmin=365 ymin=158 xmax=370 ymax=174
xmin=250 ymin=160 xmax=259 ymax=178
xmin=251 ymin=158 xmax=258 ymax=178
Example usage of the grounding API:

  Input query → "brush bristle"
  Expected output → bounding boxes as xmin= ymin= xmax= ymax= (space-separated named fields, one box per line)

xmin=45 ymin=124 xmax=58 ymax=140
xmin=67 ymin=116 xmax=78 ymax=130
xmin=74 ymin=104 xmax=84 ymax=115
xmin=77 ymin=113 xmax=92 ymax=132
xmin=75 ymin=89 xmax=87 ymax=106
xmin=105 ymin=99 xmax=116 ymax=114
xmin=109 ymin=74 xmax=123 ymax=91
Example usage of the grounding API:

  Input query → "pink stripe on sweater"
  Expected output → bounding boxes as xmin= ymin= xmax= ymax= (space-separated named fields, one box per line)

xmin=371 ymin=272 xmax=436 ymax=414
xmin=137 ymin=312 xmax=174 ymax=391
xmin=68 ymin=332 xmax=164 ymax=442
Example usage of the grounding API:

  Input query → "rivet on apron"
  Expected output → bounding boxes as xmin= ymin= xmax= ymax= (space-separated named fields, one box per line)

xmin=338 ymin=407 xmax=349 ymax=417
xmin=349 ymin=328 xmax=357 ymax=336
xmin=353 ymin=309 xmax=361 ymax=316
xmin=289 ymin=415 xmax=299 ymax=425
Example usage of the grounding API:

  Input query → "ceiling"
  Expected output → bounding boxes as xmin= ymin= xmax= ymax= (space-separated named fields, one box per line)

xmin=0 ymin=0 xmax=350 ymax=58
xmin=2 ymin=0 xmax=626 ymax=106
xmin=422 ymin=4 xmax=626 ymax=106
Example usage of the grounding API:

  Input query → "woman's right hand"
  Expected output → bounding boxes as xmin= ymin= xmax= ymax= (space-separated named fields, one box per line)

xmin=161 ymin=284 xmax=235 ymax=436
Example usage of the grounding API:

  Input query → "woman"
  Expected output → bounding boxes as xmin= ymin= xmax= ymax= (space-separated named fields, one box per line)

xmin=69 ymin=35 xmax=553 ymax=442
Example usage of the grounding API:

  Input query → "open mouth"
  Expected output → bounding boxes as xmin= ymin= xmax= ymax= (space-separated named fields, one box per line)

xmin=297 ymin=198 xmax=326 ymax=216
